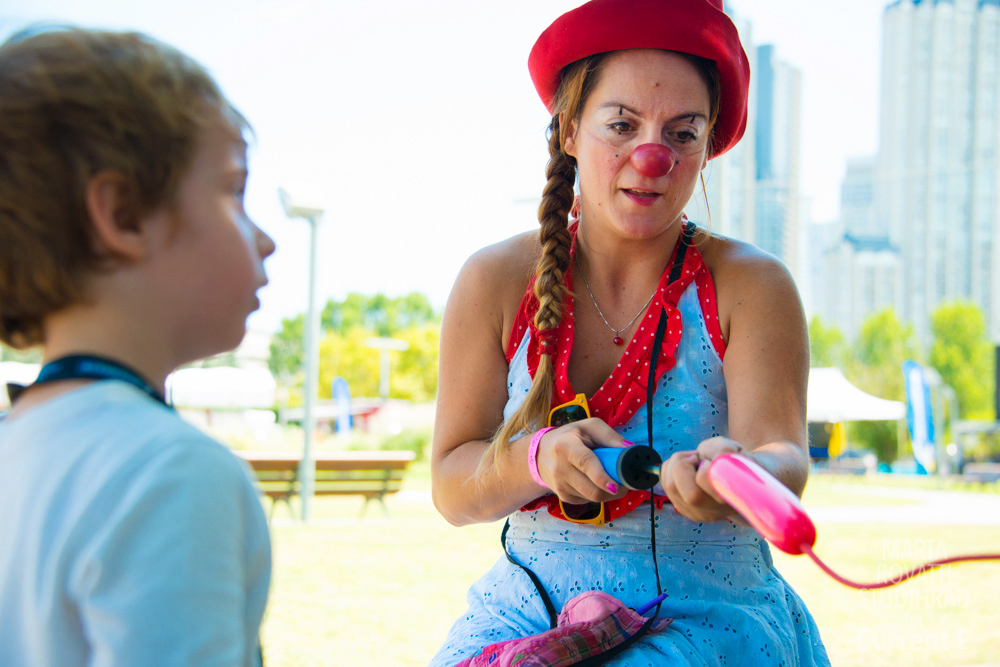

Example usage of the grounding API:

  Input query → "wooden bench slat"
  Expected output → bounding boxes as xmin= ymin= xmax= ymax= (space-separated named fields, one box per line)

xmin=235 ymin=451 xmax=415 ymax=519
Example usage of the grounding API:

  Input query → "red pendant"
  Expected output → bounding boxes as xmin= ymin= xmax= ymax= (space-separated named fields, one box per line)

xmin=613 ymin=336 xmax=624 ymax=346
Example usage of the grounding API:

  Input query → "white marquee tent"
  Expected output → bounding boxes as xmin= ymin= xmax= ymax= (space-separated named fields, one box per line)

xmin=166 ymin=366 xmax=276 ymax=410
xmin=1 ymin=362 xmax=276 ymax=411
xmin=807 ymin=367 xmax=906 ymax=423
xmin=0 ymin=361 xmax=42 ymax=409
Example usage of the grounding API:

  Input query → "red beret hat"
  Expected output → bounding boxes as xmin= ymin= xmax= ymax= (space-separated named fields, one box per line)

xmin=528 ymin=0 xmax=750 ymax=158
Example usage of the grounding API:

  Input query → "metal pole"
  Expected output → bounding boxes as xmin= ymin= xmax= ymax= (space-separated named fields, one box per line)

xmin=364 ymin=337 xmax=409 ymax=400
xmin=299 ymin=213 xmax=321 ymax=520
xmin=380 ymin=348 xmax=391 ymax=398
xmin=994 ymin=344 xmax=1000 ymax=422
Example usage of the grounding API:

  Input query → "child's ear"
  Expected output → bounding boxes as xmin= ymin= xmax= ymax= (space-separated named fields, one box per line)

xmin=84 ymin=171 xmax=148 ymax=261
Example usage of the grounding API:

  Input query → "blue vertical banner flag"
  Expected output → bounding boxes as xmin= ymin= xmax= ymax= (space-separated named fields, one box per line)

xmin=902 ymin=361 xmax=935 ymax=473
xmin=331 ymin=377 xmax=352 ymax=434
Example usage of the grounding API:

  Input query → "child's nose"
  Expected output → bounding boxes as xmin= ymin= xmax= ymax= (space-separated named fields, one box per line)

xmin=630 ymin=143 xmax=678 ymax=178
xmin=254 ymin=224 xmax=276 ymax=259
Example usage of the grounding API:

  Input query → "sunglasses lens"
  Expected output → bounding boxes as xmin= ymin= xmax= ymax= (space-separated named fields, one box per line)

xmin=550 ymin=404 xmax=588 ymax=427
xmin=561 ymin=501 xmax=603 ymax=522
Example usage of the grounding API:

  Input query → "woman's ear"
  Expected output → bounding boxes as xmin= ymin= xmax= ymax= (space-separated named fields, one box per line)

xmin=84 ymin=171 xmax=147 ymax=261
xmin=562 ymin=112 xmax=579 ymax=158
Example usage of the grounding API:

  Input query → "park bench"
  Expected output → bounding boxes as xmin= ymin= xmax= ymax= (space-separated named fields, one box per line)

xmin=960 ymin=462 xmax=1000 ymax=484
xmin=237 ymin=451 xmax=416 ymax=519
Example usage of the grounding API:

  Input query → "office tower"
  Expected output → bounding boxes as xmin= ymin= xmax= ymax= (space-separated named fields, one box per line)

xmin=697 ymin=12 xmax=802 ymax=281
xmin=841 ymin=157 xmax=880 ymax=238
xmin=878 ymin=0 xmax=1000 ymax=341
xmin=813 ymin=158 xmax=901 ymax=337
xmin=701 ymin=9 xmax=758 ymax=245
xmin=755 ymin=45 xmax=803 ymax=278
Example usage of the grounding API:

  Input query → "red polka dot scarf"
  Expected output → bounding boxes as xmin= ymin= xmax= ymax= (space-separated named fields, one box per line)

xmin=507 ymin=221 xmax=724 ymax=521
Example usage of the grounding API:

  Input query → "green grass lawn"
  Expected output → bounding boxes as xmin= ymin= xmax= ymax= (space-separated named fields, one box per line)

xmin=801 ymin=479 xmax=920 ymax=507
xmin=259 ymin=468 xmax=1000 ymax=666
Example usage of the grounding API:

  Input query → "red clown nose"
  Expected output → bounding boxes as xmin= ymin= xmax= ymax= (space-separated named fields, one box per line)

xmin=630 ymin=144 xmax=677 ymax=178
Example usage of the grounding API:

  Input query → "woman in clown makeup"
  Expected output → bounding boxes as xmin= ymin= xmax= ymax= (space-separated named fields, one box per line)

xmin=429 ymin=1 xmax=830 ymax=664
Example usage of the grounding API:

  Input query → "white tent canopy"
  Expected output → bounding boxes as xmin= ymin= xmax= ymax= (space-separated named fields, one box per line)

xmin=807 ymin=367 xmax=906 ymax=423
xmin=167 ymin=367 xmax=276 ymax=410
xmin=2 ymin=362 xmax=275 ymax=411
xmin=0 ymin=361 xmax=41 ymax=409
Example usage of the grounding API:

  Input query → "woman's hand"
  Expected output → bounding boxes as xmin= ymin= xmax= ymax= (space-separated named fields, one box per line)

xmin=660 ymin=436 xmax=745 ymax=523
xmin=534 ymin=418 xmax=630 ymax=505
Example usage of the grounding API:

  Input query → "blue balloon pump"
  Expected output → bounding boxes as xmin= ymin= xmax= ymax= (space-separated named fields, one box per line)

xmin=591 ymin=445 xmax=663 ymax=490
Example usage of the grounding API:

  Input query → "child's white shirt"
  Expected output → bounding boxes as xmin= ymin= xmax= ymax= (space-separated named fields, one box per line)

xmin=0 ymin=381 xmax=271 ymax=666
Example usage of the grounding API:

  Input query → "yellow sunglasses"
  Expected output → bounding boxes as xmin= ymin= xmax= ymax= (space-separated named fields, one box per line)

xmin=548 ymin=393 xmax=608 ymax=526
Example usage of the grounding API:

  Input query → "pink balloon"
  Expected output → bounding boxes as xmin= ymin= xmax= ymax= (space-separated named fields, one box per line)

xmin=630 ymin=144 xmax=677 ymax=178
xmin=707 ymin=453 xmax=817 ymax=555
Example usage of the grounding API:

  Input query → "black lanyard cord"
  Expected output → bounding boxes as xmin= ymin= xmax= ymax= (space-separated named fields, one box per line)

xmin=500 ymin=222 xmax=695 ymax=647
xmin=640 ymin=221 xmax=693 ymax=625
xmin=6 ymin=354 xmax=169 ymax=408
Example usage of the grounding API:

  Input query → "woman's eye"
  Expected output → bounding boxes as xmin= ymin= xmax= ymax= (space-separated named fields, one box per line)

xmin=608 ymin=121 xmax=633 ymax=134
xmin=674 ymin=130 xmax=698 ymax=143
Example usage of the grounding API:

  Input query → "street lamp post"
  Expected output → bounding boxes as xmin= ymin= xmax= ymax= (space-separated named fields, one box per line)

xmin=364 ymin=337 xmax=409 ymax=398
xmin=279 ymin=188 xmax=324 ymax=521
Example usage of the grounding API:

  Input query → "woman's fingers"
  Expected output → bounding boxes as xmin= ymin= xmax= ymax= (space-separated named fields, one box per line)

xmin=696 ymin=435 xmax=744 ymax=460
xmin=535 ymin=418 xmax=627 ymax=503
xmin=662 ymin=451 xmax=700 ymax=505
xmin=549 ymin=441 xmax=621 ymax=503
xmin=563 ymin=417 xmax=631 ymax=500
xmin=571 ymin=417 xmax=633 ymax=449
xmin=662 ymin=449 xmax=730 ymax=522
xmin=552 ymin=466 xmax=608 ymax=505
xmin=694 ymin=436 xmax=744 ymax=503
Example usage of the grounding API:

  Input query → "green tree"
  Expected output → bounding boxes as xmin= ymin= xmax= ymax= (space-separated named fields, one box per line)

xmin=846 ymin=308 xmax=919 ymax=463
xmin=323 ymin=292 xmax=436 ymax=336
xmin=316 ymin=323 xmax=440 ymax=402
xmin=268 ymin=313 xmax=304 ymax=385
xmin=271 ymin=292 xmax=441 ymax=402
xmin=929 ymin=301 xmax=993 ymax=419
xmin=808 ymin=315 xmax=848 ymax=369
xmin=0 ymin=344 xmax=41 ymax=363
xmin=318 ymin=327 xmax=382 ymax=400
xmin=391 ymin=323 xmax=441 ymax=401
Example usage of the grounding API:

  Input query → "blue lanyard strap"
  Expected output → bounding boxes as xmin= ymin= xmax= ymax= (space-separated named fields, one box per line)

xmin=7 ymin=354 xmax=169 ymax=407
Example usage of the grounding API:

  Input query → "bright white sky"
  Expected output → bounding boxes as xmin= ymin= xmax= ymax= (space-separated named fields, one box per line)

xmin=1 ymin=0 xmax=884 ymax=332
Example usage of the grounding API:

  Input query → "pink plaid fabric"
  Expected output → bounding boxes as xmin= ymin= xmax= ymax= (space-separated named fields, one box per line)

xmin=453 ymin=591 xmax=672 ymax=667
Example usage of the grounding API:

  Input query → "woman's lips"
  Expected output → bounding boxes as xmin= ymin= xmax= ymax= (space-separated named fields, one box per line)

xmin=622 ymin=188 xmax=661 ymax=206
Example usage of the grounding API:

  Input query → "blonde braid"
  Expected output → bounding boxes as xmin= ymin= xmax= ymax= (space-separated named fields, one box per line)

xmin=482 ymin=121 xmax=577 ymax=474
xmin=475 ymin=53 xmax=608 ymax=478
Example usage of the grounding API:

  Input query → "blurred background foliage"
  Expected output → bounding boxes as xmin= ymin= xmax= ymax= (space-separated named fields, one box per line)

xmin=269 ymin=292 xmax=440 ymax=405
xmin=809 ymin=300 xmax=997 ymax=462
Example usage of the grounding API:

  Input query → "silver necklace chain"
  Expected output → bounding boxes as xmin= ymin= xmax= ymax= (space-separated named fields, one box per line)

xmin=575 ymin=256 xmax=658 ymax=344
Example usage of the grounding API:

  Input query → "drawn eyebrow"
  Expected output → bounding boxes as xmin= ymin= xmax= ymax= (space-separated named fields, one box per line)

xmin=599 ymin=102 xmax=641 ymax=116
xmin=597 ymin=102 xmax=708 ymax=124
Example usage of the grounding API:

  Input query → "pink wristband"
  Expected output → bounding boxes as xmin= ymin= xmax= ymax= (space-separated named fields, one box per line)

xmin=528 ymin=426 xmax=555 ymax=489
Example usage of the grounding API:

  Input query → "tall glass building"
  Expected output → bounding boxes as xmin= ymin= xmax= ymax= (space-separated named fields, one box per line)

xmin=878 ymin=0 xmax=1000 ymax=340
xmin=755 ymin=45 xmax=803 ymax=278
xmin=698 ymin=9 xmax=803 ymax=282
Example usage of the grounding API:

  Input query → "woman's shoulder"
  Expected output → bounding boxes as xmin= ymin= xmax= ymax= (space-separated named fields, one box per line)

xmin=451 ymin=230 xmax=540 ymax=310
xmin=697 ymin=231 xmax=795 ymax=291
xmin=462 ymin=230 xmax=540 ymax=286
xmin=446 ymin=229 xmax=541 ymax=352
xmin=695 ymin=231 xmax=803 ymax=339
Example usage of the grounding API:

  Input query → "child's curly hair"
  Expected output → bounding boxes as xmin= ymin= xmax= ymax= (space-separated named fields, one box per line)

xmin=0 ymin=27 xmax=247 ymax=348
